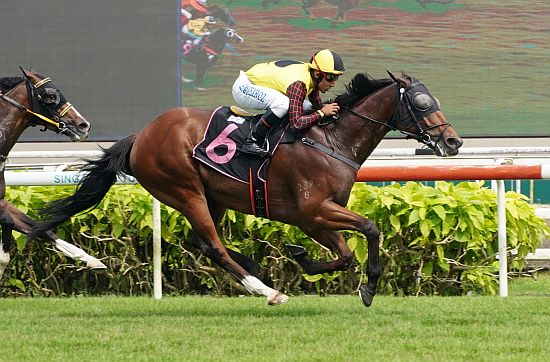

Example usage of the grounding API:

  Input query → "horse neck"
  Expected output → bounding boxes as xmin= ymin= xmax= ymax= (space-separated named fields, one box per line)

xmin=0 ymin=83 xmax=31 ymax=156
xmin=207 ymin=31 xmax=228 ymax=53
xmin=326 ymin=83 xmax=397 ymax=165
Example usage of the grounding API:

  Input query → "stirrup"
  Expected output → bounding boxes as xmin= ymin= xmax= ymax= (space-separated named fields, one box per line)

xmin=240 ymin=141 xmax=267 ymax=156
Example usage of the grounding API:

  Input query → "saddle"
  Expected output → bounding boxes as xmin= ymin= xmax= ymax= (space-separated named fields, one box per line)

xmin=192 ymin=106 xmax=295 ymax=218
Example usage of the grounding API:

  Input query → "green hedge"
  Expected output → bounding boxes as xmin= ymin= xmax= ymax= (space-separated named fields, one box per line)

xmin=1 ymin=181 xmax=548 ymax=297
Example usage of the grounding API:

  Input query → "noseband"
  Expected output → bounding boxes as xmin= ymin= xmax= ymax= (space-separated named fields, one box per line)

xmin=0 ymin=76 xmax=72 ymax=134
xmin=343 ymin=80 xmax=451 ymax=150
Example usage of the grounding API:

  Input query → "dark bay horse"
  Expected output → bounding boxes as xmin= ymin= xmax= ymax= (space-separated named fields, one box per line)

xmin=182 ymin=27 xmax=244 ymax=87
xmin=0 ymin=68 xmax=105 ymax=281
xmin=31 ymin=72 xmax=462 ymax=306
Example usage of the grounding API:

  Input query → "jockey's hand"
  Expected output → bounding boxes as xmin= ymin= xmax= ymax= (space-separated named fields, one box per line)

xmin=320 ymin=103 xmax=340 ymax=117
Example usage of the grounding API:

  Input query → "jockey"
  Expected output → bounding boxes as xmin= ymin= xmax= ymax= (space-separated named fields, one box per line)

xmin=182 ymin=16 xmax=216 ymax=43
xmin=232 ymin=49 xmax=345 ymax=156
xmin=180 ymin=0 xmax=210 ymax=25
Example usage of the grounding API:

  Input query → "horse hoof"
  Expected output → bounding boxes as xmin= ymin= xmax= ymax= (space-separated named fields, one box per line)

xmin=358 ymin=284 xmax=375 ymax=307
xmin=181 ymin=76 xmax=194 ymax=84
xmin=285 ymin=244 xmax=308 ymax=258
xmin=86 ymin=259 xmax=107 ymax=270
xmin=267 ymin=291 xmax=289 ymax=306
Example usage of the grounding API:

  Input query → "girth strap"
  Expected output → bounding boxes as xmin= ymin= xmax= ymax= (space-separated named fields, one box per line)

xmin=301 ymin=137 xmax=361 ymax=171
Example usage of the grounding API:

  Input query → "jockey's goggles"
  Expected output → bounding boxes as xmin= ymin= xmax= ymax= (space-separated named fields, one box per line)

xmin=324 ymin=73 xmax=340 ymax=82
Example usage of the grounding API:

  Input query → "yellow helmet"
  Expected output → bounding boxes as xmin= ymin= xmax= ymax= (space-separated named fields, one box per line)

xmin=309 ymin=49 xmax=345 ymax=75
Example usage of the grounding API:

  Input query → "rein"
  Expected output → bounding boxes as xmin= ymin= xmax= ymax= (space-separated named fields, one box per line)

xmin=302 ymin=80 xmax=451 ymax=169
xmin=0 ymin=79 xmax=70 ymax=133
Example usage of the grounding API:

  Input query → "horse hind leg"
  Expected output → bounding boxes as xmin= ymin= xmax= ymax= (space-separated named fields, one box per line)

xmin=193 ymin=202 xmax=261 ymax=278
xmin=191 ymin=234 xmax=261 ymax=278
xmin=161 ymin=193 xmax=287 ymax=305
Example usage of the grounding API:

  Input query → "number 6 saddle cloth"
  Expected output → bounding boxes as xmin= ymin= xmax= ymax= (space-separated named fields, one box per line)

xmin=192 ymin=106 xmax=292 ymax=218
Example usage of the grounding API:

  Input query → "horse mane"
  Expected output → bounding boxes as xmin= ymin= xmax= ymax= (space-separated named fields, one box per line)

xmin=332 ymin=73 xmax=394 ymax=108
xmin=0 ymin=77 xmax=24 ymax=93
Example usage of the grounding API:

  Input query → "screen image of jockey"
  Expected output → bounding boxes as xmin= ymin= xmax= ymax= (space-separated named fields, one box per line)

xmin=182 ymin=16 xmax=218 ymax=61
xmin=180 ymin=0 xmax=210 ymax=25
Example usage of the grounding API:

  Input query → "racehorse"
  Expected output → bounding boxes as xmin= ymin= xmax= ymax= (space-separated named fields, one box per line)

xmin=182 ymin=27 xmax=244 ymax=87
xmin=0 ymin=68 xmax=106 ymax=282
xmin=301 ymin=0 xmax=360 ymax=22
xmin=208 ymin=4 xmax=236 ymax=28
xmin=30 ymin=71 xmax=462 ymax=306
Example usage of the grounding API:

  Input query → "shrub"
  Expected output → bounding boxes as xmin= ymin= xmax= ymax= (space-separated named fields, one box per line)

xmin=1 ymin=181 xmax=548 ymax=297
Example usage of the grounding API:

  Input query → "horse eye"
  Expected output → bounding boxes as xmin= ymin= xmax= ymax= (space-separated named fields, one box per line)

xmin=226 ymin=29 xmax=235 ymax=37
xmin=43 ymin=88 xmax=60 ymax=105
xmin=412 ymin=93 xmax=433 ymax=111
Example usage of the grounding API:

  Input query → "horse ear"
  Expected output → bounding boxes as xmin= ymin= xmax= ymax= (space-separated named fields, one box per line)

xmin=19 ymin=66 xmax=31 ymax=78
xmin=386 ymin=70 xmax=397 ymax=82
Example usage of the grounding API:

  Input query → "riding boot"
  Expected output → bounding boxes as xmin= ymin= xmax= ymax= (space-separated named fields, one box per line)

xmin=241 ymin=110 xmax=281 ymax=156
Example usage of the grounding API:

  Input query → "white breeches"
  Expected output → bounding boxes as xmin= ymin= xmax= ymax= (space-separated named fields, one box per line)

xmin=232 ymin=71 xmax=314 ymax=118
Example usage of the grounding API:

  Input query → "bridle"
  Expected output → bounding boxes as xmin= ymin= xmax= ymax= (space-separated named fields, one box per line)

xmin=0 ymin=73 xmax=73 ymax=134
xmin=343 ymin=79 xmax=451 ymax=150
xmin=302 ymin=77 xmax=453 ymax=169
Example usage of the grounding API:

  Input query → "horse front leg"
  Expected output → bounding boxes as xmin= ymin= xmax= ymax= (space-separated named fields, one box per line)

xmin=294 ymin=201 xmax=381 ymax=307
xmin=0 ymin=206 xmax=15 ymax=281
xmin=3 ymin=201 xmax=106 ymax=270
xmin=357 ymin=219 xmax=381 ymax=307
xmin=194 ymin=63 xmax=207 ymax=87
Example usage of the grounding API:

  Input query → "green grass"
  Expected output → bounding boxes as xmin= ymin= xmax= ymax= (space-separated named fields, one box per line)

xmin=0 ymin=274 xmax=549 ymax=361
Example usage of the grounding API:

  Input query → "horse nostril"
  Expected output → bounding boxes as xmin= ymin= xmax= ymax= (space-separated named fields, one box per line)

xmin=78 ymin=122 xmax=90 ymax=131
xmin=446 ymin=137 xmax=463 ymax=148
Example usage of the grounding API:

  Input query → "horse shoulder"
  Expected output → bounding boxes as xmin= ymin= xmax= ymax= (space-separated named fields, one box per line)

xmin=269 ymin=142 xmax=355 ymax=205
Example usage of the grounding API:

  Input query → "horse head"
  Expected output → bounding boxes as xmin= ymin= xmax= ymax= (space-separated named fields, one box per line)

xmin=386 ymin=71 xmax=462 ymax=157
xmin=20 ymin=68 xmax=90 ymax=141
xmin=222 ymin=28 xmax=243 ymax=44
xmin=208 ymin=5 xmax=236 ymax=28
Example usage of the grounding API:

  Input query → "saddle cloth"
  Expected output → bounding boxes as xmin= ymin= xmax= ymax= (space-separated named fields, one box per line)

xmin=192 ymin=106 xmax=290 ymax=218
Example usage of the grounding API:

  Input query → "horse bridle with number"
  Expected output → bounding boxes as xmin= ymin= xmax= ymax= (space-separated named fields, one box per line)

xmin=0 ymin=72 xmax=73 ymax=134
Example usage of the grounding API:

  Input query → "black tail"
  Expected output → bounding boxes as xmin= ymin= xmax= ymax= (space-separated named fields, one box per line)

xmin=29 ymin=135 xmax=136 ymax=240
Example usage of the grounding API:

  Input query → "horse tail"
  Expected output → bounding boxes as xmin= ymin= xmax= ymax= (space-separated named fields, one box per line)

xmin=29 ymin=135 xmax=136 ymax=240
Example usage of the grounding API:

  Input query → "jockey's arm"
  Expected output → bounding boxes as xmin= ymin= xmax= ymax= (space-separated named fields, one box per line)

xmin=187 ymin=20 xmax=207 ymax=36
xmin=308 ymin=89 xmax=323 ymax=110
xmin=286 ymin=81 xmax=323 ymax=130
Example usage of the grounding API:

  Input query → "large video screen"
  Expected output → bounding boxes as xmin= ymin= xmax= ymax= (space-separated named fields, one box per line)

xmin=179 ymin=0 xmax=550 ymax=138
xmin=1 ymin=1 xmax=548 ymax=140
xmin=0 ymin=0 xmax=177 ymax=141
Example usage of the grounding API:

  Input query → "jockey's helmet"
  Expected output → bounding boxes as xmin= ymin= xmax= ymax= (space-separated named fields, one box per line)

xmin=309 ymin=49 xmax=345 ymax=75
